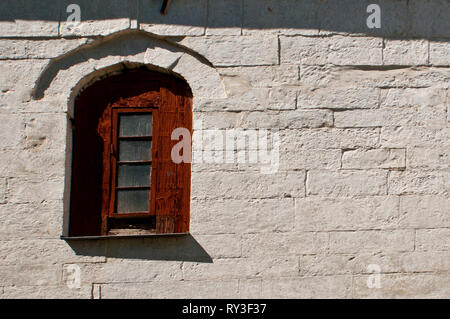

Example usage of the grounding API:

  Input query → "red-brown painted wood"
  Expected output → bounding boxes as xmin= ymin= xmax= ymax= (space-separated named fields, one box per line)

xmin=69 ymin=69 xmax=192 ymax=236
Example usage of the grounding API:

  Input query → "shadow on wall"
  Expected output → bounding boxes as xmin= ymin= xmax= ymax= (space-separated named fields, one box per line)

xmin=64 ymin=234 xmax=213 ymax=263
xmin=0 ymin=0 xmax=448 ymax=39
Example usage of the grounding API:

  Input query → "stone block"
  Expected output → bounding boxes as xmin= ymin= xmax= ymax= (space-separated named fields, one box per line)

xmin=328 ymin=230 xmax=415 ymax=254
xmin=191 ymin=171 xmax=305 ymax=200
xmin=0 ymin=201 xmax=63 ymax=239
xmin=335 ymin=106 xmax=447 ymax=128
xmin=280 ymin=149 xmax=341 ymax=170
xmin=430 ymin=40 xmax=450 ymax=66
xmin=193 ymin=234 xmax=241 ymax=258
xmin=242 ymin=232 xmax=329 ymax=257
xmin=416 ymin=229 xmax=450 ymax=252
xmin=381 ymin=127 xmax=450 ymax=148
xmin=406 ymin=147 xmax=450 ymax=169
xmin=190 ymin=198 xmax=294 ymax=234
xmin=179 ymin=35 xmax=278 ymax=66
xmin=75 ymin=260 xmax=183 ymax=284
xmin=399 ymin=196 xmax=450 ymax=228
xmin=261 ymin=276 xmax=352 ymax=298
xmin=295 ymin=196 xmax=399 ymax=231
xmin=388 ymin=170 xmax=450 ymax=195
xmin=218 ymin=65 xmax=300 ymax=87
xmin=280 ymin=36 xmax=383 ymax=65
xmin=383 ymin=39 xmax=428 ymax=66
xmin=353 ymin=273 xmax=450 ymax=298
xmin=100 ymin=280 xmax=239 ymax=298
xmin=7 ymin=177 xmax=64 ymax=204
xmin=195 ymin=110 xmax=333 ymax=130
xmin=280 ymin=128 xmax=380 ymax=150
xmin=297 ymin=86 xmax=379 ymax=109
xmin=0 ymin=239 xmax=106 ymax=265
xmin=2 ymin=284 xmax=92 ymax=299
xmin=307 ymin=170 xmax=387 ymax=196
xmin=342 ymin=149 xmax=405 ymax=169
xmin=0 ymin=39 xmax=88 ymax=59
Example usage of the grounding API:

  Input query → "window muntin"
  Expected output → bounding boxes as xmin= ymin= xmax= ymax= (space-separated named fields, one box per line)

xmin=109 ymin=108 xmax=158 ymax=218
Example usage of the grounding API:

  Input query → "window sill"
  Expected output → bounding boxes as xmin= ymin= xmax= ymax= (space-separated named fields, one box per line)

xmin=61 ymin=232 xmax=189 ymax=240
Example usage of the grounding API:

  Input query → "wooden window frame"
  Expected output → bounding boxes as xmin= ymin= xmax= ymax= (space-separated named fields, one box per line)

xmin=65 ymin=69 xmax=192 ymax=239
xmin=108 ymin=107 xmax=159 ymax=220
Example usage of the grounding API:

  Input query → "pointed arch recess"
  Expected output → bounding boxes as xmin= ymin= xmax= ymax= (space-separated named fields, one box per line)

xmin=31 ymin=30 xmax=226 ymax=115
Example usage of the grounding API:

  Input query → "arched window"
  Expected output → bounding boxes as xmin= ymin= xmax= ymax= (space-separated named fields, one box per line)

xmin=68 ymin=69 xmax=192 ymax=237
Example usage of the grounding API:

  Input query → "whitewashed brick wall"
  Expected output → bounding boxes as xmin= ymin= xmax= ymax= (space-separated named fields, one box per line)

xmin=0 ymin=0 xmax=449 ymax=298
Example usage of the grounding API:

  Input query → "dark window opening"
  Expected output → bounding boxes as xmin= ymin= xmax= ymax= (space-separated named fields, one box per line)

xmin=68 ymin=69 xmax=192 ymax=237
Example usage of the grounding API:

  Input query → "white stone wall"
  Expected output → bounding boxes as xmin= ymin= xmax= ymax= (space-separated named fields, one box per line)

xmin=0 ymin=0 xmax=449 ymax=298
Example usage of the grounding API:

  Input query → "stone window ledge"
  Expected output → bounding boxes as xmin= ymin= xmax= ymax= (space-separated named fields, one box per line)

xmin=60 ymin=232 xmax=189 ymax=240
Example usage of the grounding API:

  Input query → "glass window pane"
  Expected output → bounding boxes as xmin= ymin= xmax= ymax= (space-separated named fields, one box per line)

xmin=116 ymin=189 xmax=149 ymax=213
xmin=118 ymin=164 xmax=151 ymax=187
xmin=119 ymin=113 xmax=152 ymax=137
xmin=119 ymin=140 xmax=152 ymax=162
